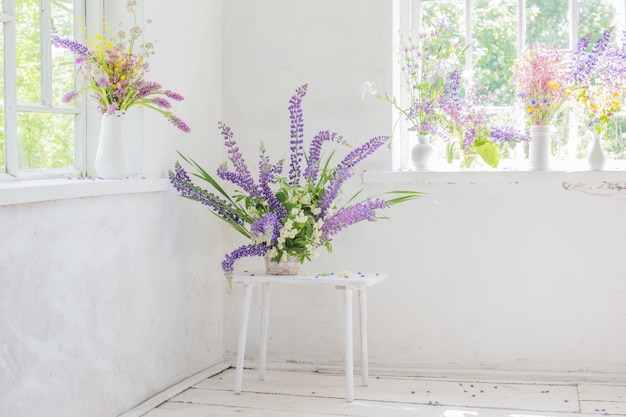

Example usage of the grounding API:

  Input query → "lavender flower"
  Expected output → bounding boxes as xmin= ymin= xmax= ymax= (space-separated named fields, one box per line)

xmin=62 ymin=91 xmax=79 ymax=103
xmin=165 ymin=90 xmax=184 ymax=101
xmin=51 ymin=35 xmax=90 ymax=58
xmin=165 ymin=113 xmax=191 ymax=133
xmin=151 ymin=97 xmax=171 ymax=109
xmin=288 ymin=84 xmax=308 ymax=186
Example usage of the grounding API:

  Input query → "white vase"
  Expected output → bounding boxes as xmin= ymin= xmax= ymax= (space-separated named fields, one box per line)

xmin=95 ymin=111 xmax=129 ymax=179
xmin=528 ymin=125 xmax=552 ymax=171
xmin=411 ymin=134 xmax=434 ymax=171
xmin=587 ymin=130 xmax=606 ymax=171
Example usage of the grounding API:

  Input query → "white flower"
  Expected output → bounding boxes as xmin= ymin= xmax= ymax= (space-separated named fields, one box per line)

xmin=312 ymin=207 xmax=321 ymax=216
xmin=359 ymin=81 xmax=378 ymax=100
xmin=433 ymin=58 xmax=454 ymax=79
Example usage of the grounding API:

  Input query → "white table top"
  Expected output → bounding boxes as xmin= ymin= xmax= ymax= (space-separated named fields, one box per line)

xmin=231 ymin=271 xmax=388 ymax=287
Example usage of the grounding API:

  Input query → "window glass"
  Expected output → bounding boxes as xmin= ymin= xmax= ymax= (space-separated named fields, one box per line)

xmin=473 ymin=0 xmax=517 ymax=105
xmin=51 ymin=0 xmax=75 ymax=105
xmin=525 ymin=0 xmax=570 ymax=48
xmin=422 ymin=1 xmax=466 ymax=47
xmin=16 ymin=0 xmax=41 ymax=103
xmin=17 ymin=112 xmax=75 ymax=170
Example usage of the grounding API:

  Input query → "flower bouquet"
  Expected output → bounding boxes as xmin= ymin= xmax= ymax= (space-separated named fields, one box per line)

xmin=511 ymin=43 xmax=569 ymax=127
xmin=569 ymin=27 xmax=626 ymax=135
xmin=382 ymin=19 xmax=467 ymax=135
xmin=52 ymin=0 xmax=189 ymax=132
xmin=439 ymin=71 xmax=529 ymax=169
xmin=170 ymin=84 xmax=420 ymax=281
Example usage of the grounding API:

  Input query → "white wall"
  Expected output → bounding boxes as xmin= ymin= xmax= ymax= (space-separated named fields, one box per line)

xmin=0 ymin=1 xmax=225 ymax=417
xmin=222 ymin=0 xmax=626 ymax=376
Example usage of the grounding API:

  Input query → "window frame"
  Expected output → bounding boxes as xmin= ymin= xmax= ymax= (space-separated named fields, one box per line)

xmin=392 ymin=0 xmax=626 ymax=171
xmin=0 ymin=0 xmax=116 ymax=181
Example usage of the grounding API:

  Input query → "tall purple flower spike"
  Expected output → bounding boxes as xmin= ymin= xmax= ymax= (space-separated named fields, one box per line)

xmin=318 ymin=135 xmax=389 ymax=217
xmin=217 ymin=121 xmax=260 ymax=198
xmin=288 ymin=84 xmax=308 ymax=186
xmin=222 ymin=243 xmax=269 ymax=278
xmin=320 ymin=198 xmax=390 ymax=241
xmin=304 ymin=130 xmax=347 ymax=183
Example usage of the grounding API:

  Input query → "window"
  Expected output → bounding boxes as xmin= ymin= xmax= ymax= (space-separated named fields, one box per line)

xmin=393 ymin=0 xmax=626 ymax=171
xmin=0 ymin=0 xmax=91 ymax=179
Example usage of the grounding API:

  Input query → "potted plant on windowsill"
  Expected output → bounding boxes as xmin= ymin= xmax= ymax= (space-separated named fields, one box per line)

xmin=169 ymin=84 xmax=421 ymax=284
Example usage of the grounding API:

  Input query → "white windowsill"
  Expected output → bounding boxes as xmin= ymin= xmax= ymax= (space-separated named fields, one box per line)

xmin=363 ymin=169 xmax=626 ymax=186
xmin=0 ymin=177 xmax=170 ymax=206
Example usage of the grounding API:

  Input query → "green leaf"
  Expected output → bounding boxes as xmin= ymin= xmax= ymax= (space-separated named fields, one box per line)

xmin=473 ymin=141 xmax=501 ymax=169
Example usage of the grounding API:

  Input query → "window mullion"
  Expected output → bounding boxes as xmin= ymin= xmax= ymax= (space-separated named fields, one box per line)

xmin=40 ymin=0 xmax=52 ymax=106
xmin=3 ymin=0 xmax=18 ymax=175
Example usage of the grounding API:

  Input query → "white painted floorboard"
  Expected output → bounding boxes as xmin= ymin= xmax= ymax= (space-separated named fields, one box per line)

xmin=142 ymin=367 xmax=626 ymax=417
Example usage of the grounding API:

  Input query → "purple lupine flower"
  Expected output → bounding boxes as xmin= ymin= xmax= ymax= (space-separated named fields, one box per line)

xmin=217 ymin=121 xmax=260 ymax=195
xmin=222 ymin=243 xmax=269 ymax=277
xmin=258 ymin=146 xmax=288 ymax=218
xmin=250 ymin=212 xmax=281 ymax=245
xmin=463 ymin=128 xmax=477 ymax=149
xmin=151 ymin=96 xmax=172 ymax=109
xmin=106 ymin=103 xmax=117 ymax=115
xmin=489 ymin=126 xmax=530 ymax=143
xmin=304 ymin=130 xmax=346 ymax=183
xmin=442 ymin=69 xmax=462 ymax=102
xmin=62 ymin=91 xmax=79 ymax=103
xmin=52 ymin=35 xmax=91 ymax=57
xmin=320 ymin=198 xmax=390 ymax=241
xmin=169 ymin=162 xmax=243 ymax=225
xmin=288 ymin=84 xmax=308 ymax=186
xmin=570 ymin=27 xmax=614 ymax=85
xmin=165 ymin=90 xmax=184 ymax=101
xmin=318 ymin=135 xmax=389 ymax=217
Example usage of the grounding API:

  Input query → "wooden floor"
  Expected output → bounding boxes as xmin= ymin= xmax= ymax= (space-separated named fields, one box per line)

xmin=142 ymin=365 xmax=626 ymax=417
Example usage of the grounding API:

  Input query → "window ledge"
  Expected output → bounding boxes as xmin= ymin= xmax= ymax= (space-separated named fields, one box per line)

xmin=363 ymin=169 xmax=626 ymax=185
xmin=0 ymin=177 xmax=170 ymax=206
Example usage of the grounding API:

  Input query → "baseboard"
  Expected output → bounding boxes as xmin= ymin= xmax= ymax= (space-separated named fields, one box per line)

xmin=117 ymin=361 xmax=231 ymax=417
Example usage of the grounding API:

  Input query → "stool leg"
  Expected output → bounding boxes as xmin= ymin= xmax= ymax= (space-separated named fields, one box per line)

xmin=343 ymin=288 xmax=354 ymax=402
xmin=358 ymin=287 xmax=368 ymax=387
xmin=258 ymin=282 xmax=270 ymax=381
xmin=234 ymin=284 xmax=253 ymax=394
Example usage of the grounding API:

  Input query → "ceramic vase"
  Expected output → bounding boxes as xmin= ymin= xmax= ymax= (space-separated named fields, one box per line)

xmin=587 ymin=130 xmax=606 ymax=171
xmin=411 ymin=134 xmax=434 ymax=171
xmin=95 ymin=111 xmax=129 ymax=179
xmin=529 ymin=125 xmax=552 ymax=171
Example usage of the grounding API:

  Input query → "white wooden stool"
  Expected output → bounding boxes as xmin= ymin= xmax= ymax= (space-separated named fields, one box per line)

xmin=231 ymin=271 xmax=388 ymax=402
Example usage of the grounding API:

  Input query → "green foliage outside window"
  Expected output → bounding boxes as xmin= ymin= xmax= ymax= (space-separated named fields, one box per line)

xmin=2 ymin=0 xmax=77 ymax=173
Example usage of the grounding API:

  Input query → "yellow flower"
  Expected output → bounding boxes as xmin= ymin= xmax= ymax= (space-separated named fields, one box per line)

xmin=547 ymin=81 xmax=559 ymax=89
xmin=528 ymin=106 xmax=535 ymax=113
